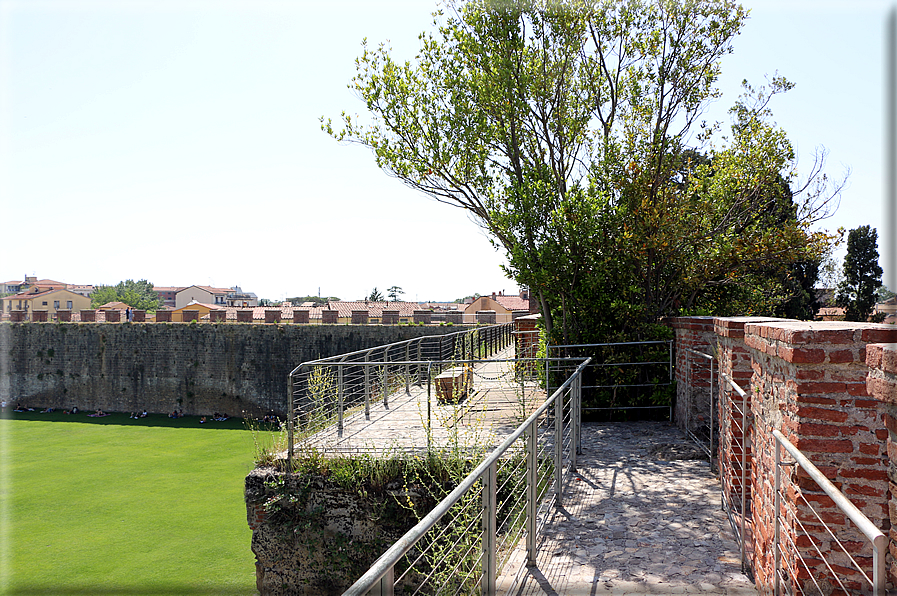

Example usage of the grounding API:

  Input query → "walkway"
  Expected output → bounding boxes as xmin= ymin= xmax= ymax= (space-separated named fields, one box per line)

xmin=294 ymin=347 xmax=542 ymax=455
xmin=498 ymin=421 xmax=758 ymax=595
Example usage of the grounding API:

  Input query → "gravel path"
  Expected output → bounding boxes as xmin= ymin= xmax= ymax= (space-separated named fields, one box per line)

xmin=497 ymin=421 xmax=758 ymax=595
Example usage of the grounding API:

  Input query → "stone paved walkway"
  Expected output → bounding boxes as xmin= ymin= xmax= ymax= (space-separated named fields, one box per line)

xmin=497 ymin=421 xmax=758 ymax=595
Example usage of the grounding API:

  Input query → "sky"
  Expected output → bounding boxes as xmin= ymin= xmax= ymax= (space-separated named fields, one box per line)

xmin=0 ymin=0 xmax=894 ymax=303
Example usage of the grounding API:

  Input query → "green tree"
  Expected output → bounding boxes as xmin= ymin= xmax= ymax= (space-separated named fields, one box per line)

xmin=875 ymin=285 xmax=896 ymax=302
xmin=367 ymin=287 xmax=385 ymax=301
xmin=387 ymin=285 xmax=404 ymax=302
xmin=91 ymin=280 xmax=160 ymax=311
xmin=836 ymin=225 xmax=884 ymax=322
xmin=325 ymin=0 xmax=840 ymax=343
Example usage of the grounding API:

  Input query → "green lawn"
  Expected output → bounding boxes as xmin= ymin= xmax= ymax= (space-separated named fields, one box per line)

xmin=1 ymin=411 xmax=279 ymax=595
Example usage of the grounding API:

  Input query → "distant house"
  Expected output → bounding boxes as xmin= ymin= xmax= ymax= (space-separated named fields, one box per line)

xmin=1 ymin=287 xmax=91 ymax=320
xmin=153 ymin=287 xmax=183 ymax=309
xmin=227 ymin=286 xmax=258 ymax=308
xmin=170 ymin=301 xmax=222 ymax=322
xmin=67 ymin=284 xmax=94 ymax=298
xmin=816 ymin=306 xmax=845 ymax=321
xmin=0 ymin=280 xmax=24 ymax=294
xmin=464 ymin=291 xmax=533 ymax=323
xmin=175 ymin=285 xmax=230 ymax=309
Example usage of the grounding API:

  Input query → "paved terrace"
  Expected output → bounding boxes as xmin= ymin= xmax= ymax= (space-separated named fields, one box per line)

xmin=497 ymin=421 xmax=757 ymax=595
xmin=296 ymin=349 xmax=758 ymax=594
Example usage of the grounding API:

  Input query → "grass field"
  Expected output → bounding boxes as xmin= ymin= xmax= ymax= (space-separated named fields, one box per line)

xmin=1 ymin=410 xmax=280 ymax=595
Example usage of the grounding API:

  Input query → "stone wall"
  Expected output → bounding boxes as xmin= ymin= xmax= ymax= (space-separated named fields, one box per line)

xmin=0 ymin=322 xmax=467 ymax=417
xmin=245 ymin=467 xmax=422 ymax=596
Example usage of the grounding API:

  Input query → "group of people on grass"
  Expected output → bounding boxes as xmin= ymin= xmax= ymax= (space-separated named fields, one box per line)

xmin=129 ymin=410 xmax=148 ymax=419
xmin=199 ymin=412 xmax=230 ymax=423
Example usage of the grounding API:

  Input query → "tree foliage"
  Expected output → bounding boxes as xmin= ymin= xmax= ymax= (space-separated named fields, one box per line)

xmin=91 ymin=280 xmax=160 ymax=311
xmin=837 ymin=225 xmax=883 ymax=322
xmin=387 ymin=285 xmax=405 ymax=301
xmin=325 ymin=0 xmax=841 ymax=343
xmin=367 ymin=287 xmax=385 ymax=301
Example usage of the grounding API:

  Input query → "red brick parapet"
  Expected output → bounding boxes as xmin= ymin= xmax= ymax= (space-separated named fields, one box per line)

xmin=866 ymin=341 xmax=897 ymax=583
xmin=745 ymin=321 xmax=894 ymax=593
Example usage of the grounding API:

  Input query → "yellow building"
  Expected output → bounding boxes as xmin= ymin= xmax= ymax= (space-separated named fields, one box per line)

xmin=1 ymin=288 xmax=91 ymax=321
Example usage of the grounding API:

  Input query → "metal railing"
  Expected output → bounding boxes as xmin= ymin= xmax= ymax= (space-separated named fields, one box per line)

xmin=342 ymin=357 xmax=589 ymax=596
xmin=773 ymin=429 xmax=887 ymax=596
xmin=719 ymin=372 xmax=752 ymax=576
xmin=680 ymin=348 xmax=716 ymax=463
xmin=286 ymin=323 xmax=515 ymax=463
xmin=546 ymin=340 xmax=674 ymax=420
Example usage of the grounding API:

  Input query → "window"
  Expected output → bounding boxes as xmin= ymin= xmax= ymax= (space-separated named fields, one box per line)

xmin=67 ymin=301 xmax=73 ymax=309
xmin=42 ymin=301 xmax=48 ymax=306
xmin=54 ymin=301 xmax=60 ymax=310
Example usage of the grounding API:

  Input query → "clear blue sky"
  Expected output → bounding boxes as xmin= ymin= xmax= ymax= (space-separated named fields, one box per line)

xmin=1 ymin=0 xmax=893 ymax=302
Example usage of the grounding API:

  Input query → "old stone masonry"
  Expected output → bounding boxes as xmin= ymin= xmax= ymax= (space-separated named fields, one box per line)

xmin=499 ymin=421 xmax=757 ymax=595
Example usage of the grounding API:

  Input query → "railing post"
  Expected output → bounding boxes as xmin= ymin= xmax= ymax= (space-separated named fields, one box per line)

xmin=427 ymin=363 xmax=432 ymax=453
xmin=405 ymin=344 xmax=410 ymax=395
xmin=287 ymin=373 xmax=294 ymax=465
xmin=383 ymin=348 xmax=389 ymax=409
xmin=482 ymin=460 xmax=497 ymax=596
xmin=555 ymin=390 xmax=563 ymax=508
xmin=526 ymin=418 xmax=538 ymax=566
xmin=371 ymin=566 xmax=394 ymax=596
xmin=873 ymin=533 xmax=886 ymax=596
xmin=364 ymin=352 xmax=371 ymax=420
xmin=575 ymin=370 xmax=581 ymax=450
xmin=741 ymin=382 xmax=748 ymax=574
xmin=710 ymin=357 xmax=715 ymax=472
xmin=337 ymin=364 xmax=344 ymax=436
xmin=774 ymin=437 xmax=781 ymax=596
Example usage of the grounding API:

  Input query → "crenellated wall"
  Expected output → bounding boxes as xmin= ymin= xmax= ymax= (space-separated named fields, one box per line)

xmin=671 ymin=316 xmax=897 ymax=595
xmin=0 ymin=322 xmax=467 ymax=417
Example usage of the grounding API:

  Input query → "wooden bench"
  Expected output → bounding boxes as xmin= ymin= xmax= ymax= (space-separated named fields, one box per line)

xmin=434 ymin=366 xmax=472 ymax=403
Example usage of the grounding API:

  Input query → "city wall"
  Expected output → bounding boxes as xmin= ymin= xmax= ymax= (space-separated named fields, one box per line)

xmin=671 ymin=316 xmax=897 ymax=594
xmin=0 ymin=322 xmax=466 ymax=417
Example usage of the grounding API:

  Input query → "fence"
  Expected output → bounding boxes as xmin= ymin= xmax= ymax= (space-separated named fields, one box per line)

xmin=719 ymin=371 xmax=752 ymax=576
xmin=286 ymin=323 xmax=514 ymax=463
xmin=772 ymin=429 xmax=887 ymax=596
xmin=546 ymin=340 xmax=673 ymax=420
xmin=342 ymin=358 xmax=590 ymax=596
xmin=679 ymin=347 xmax=717 ymax=462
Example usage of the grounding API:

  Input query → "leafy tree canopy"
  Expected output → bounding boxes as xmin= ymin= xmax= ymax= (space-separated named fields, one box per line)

xmin=367 ymin=287 xmax=385 ymax=301
xmin=286 ymin=295 xmax=340 ymax=306
xmin=325 ymin=0 xmax=842 ymax=343
xmin=837 ymin=225 xmax=883 ymax=322
xmin=387 ymin=285 xmax=405 ymax=301
xmin=91 ymin=280 xmax=160 ymax=311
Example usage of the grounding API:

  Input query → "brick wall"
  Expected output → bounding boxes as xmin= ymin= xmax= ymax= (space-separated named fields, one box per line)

xmin=867 ymin=342 xmax=897 ymax=584
xmin=673 ymin=315 xmax=897 ymax=594
xmin=668 ymin=316 xmax=715 ymax=432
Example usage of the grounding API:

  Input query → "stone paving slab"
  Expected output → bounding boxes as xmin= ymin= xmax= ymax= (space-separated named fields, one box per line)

xmin=497 ymin=421 xmax=757 ymax=596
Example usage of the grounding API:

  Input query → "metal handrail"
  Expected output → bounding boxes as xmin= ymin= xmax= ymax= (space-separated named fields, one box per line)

xmin=773 ymin=429 xmax=887 ymax=596
xmin=342 ymin=357 xmax=591 ymax=596
xmin=289 ymin=322 xmax=514 ymax=376
xmin=720 ymin=371 xmax=751 ymax=575
xmin=546 ymin=340 xmax=674 ymax=418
